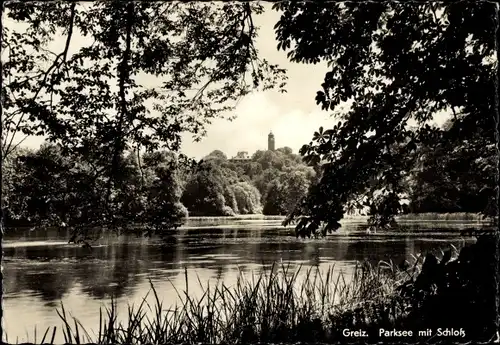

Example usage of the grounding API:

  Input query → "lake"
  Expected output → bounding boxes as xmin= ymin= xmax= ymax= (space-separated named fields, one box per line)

xmin=1 ymin=216 xmax=483 ymax=343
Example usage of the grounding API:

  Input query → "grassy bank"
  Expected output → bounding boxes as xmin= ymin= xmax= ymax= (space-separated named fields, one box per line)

xmin=396 ymin=212 xmax=491 ymax=222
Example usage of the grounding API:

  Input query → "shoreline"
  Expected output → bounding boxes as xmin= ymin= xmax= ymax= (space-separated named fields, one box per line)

xmin=186 ymin=212 xmax=494 ymax=222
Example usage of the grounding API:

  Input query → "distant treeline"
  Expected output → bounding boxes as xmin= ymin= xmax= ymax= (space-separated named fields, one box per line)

xmin=2 ymin=141 xmax=496 ymax=231
xmin=2 ymin=144 xmax=315 ymax=230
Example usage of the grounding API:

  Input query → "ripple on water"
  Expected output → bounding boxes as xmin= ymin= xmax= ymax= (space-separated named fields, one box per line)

xmin=2 ymin=240 xmax=68 ymax=248
xmin=178 ymin=259 xmax=218 ymax=265
xmin=153 ymin=267 xmax=185 ymax=274
xmin=202 ymin=254 xmax=241 ymax=259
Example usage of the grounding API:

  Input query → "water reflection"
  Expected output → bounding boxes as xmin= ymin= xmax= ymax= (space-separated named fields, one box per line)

xmin=2 ymin=219 xmax=481 ymax=343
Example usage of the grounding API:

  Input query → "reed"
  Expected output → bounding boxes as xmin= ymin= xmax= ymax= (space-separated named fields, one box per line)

xmin=10 ymin=260 xmax=422 ymax=344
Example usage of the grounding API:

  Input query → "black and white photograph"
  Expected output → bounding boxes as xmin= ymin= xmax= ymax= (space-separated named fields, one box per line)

xmin=1 ymin=1 xmax=499 ymax=344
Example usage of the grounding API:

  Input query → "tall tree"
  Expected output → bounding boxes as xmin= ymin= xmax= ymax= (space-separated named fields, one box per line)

xmin=181 ymin=159 xmax=230 ymax=216
xmin=2 ymin=2 xmax=285 ymax=233
xmin=263 ymin=166 xmax=314 ymax=216
xmin=273 ymin=2 xmax=499 ymax=237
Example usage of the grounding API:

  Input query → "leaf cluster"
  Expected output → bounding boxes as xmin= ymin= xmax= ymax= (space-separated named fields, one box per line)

xmin=273 ymin=2 xmax=498 ymax=236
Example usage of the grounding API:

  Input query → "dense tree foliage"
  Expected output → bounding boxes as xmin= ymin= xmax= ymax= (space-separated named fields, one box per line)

xmin=1 ymin=2 xmax=286 ymax=234
xmin=180 ymin=148 xmax=314 ymax=216
xmin=136 ymin=151 xmax=189 ymax=233
xmin=408 ymin=126 xmax=497 ymax=216
xmin=2 ymin=2 xmax=285 ymax=156
xmin=4 ymin=145 xmax=314 ymax=227
xmin=181 ymin=158 xmax=234 ymax=216
xmin=262 ymin=165 xmax=315 ymax=216
xmin=4 ymin=143 xmax=188 ymax=241
xmin=273 ymin=2 xmax=499 ymax=236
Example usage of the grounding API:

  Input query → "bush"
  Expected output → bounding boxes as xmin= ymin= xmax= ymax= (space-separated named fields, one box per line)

xmin=396 ymin=234 xmax=499 ymax=342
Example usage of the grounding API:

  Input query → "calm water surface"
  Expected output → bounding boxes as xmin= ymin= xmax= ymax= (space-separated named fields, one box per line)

xmin=2 ymin=217 xmax=481 ymax=343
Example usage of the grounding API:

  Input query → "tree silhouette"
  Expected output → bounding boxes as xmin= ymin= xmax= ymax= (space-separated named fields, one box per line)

xmin=273 ymin=2 xmax=499 ymax=236
xmin=1 ymin=2 xmax=286 ymax=235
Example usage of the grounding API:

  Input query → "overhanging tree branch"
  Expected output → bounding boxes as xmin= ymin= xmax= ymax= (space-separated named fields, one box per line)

xmin=3 ymin=2 xmax=76 ymax=159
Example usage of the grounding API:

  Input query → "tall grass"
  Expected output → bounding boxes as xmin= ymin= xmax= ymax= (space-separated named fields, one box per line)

xmin=9 ymin=261 xmax=422 ymax=344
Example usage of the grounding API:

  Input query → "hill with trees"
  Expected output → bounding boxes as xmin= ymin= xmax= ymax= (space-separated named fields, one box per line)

xmin=181 ymin=148 xmax=316 ymax=216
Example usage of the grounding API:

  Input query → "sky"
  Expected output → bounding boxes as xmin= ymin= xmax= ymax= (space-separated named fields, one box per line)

xmin=8 ymin=3 xmax=449 ymax=160
xmin=179 ymin=8 xmax=336 ymax=159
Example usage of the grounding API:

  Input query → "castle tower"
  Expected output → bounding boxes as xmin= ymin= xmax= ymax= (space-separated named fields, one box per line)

xmin=268 ymin=131 xmax=275 ymax=151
